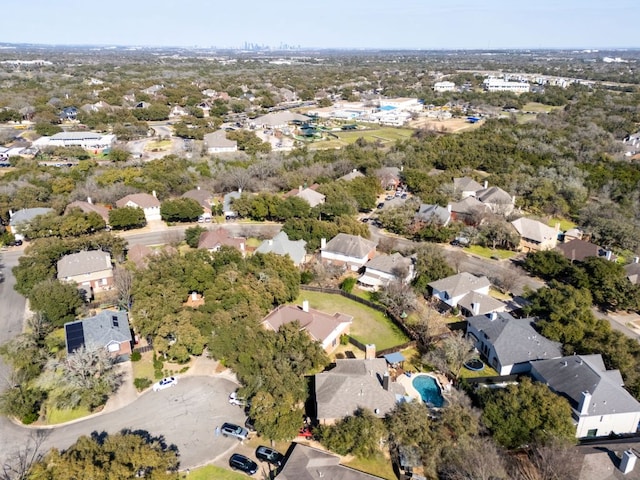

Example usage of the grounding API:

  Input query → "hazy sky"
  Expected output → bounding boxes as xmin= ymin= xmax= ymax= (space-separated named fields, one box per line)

xmin=4 ymin=0 xmax=638 ymax=50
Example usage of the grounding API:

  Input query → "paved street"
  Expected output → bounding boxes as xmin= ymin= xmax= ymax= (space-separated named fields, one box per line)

xmin=0 ymin=376 xmax=246 ymax=471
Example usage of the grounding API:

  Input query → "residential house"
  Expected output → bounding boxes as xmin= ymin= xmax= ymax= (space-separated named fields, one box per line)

xmin=563 ymin=228 xmax=583 ymax=243
xmin=338 ymin=169 xmax=365 ymax=182
xmin=255 ymin=231 xmax=307 ymax=266
xmin=556 ymin=238 xmax=605 ymax=263
xmin=198 ymin=228 xmax=246 ymax=254
xmin=204 ymin=130 xmax=238 ymax=154
xmin=511 ymin=217 xmax=559 ymax=252
xmin=182 ymin=187 xmax=215 ymax=219
xmin=428 ymin=272 xmax=491 ymax=309
xmin=466 ymin=312 xmax=562 ymax=375
xmin=141 ymin=84 xmax=164 ymax=95
xmin=261 ymin=300 xmax=352 ymax=353
xmin=530 ymin=355 xmax=640 ymax=438
xmin=65 ymin=198 xmax=110 ymax=224
xmin=320 ymin=233 xmax=377 ymax=271
xmin=625 ymin=260 xmax=640 ymax=285
xmin=115 ymin=192 xmax=161 ymax=222
xmin=57 ymin=250 xmax=114 ymax=294
xmin=169 ymin=105 xmax=189 ymax=118
xmin=134 ymin=101 xmax=150 ymax=109
xmin=358 ymin=253 xmax=414 ymax=291
xmin=285 ymin=185 xmax=325 ymax=208
xmin=64 ymin=310 xmax=132 ymax=360
xmin=58 ymin=106 xmax=78 ymax=122
xmin=453 ymin=176 xmax=483 ymax=198
xmin=450 ymin=196 xmax=487 ymax=225
xmin=127 ymin=244 xmax=177 ymax=270
xmin=375 ymin=166 xmax=402 ymax=191
xmin=8 ymin=207 xmax=54 ymax=239
xmin=275 ymin=443 xmax=386 ymax=480
xmin=314 ymin=358 xmax=405 ymax=424
xmin=475 ymin=185 xmax=515 ymax=215
xmin=414 ymin=204 xmax=451 ymax=226
xmin=457 ymin=291 xmax=507 ymax=318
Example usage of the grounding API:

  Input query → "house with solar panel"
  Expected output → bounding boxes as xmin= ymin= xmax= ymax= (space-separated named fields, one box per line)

xmin=64 ymin=310 xmax=132 ymax=360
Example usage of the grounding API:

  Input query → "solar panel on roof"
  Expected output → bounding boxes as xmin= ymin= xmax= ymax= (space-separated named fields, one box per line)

xmin=65 ymin=322 xmax=85 ymax=353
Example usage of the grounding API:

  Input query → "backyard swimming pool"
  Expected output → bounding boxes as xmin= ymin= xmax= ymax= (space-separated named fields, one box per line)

xmin=412 ymin=374 xmax=445 ymax=408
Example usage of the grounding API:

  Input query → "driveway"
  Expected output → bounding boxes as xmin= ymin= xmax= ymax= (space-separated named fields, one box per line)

xmin=0 ymin=376 xmax=246 ymax=471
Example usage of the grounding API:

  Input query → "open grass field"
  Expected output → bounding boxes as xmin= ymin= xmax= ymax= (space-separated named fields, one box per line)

xmin=144 ymin=139 xmax=172 ymax=151
xmin=408 ymin=116 xmax=483 ymax=133
xmin=308 ymin=126 xmax=413 ymax=150
xmin=46 ymin=405 xmax=91 ymax=424
xmin=294 ymin=291 xmax=409 ymax=350
xmin=522 ymin=102 xmax=564 ymax=113
xmin=547 ymin=217 xmax=577 ymax=231
xmin=464 ymin=245 xmax=517 ymax=260
xmin=345 ymin=453 xmax=397 ymax=480
xmin=181 ymin=465 xmax=248 ymax=480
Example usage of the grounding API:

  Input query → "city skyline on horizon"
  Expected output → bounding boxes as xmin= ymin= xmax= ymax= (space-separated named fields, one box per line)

xmin=2 ymin=1 xmax=639 ymax=51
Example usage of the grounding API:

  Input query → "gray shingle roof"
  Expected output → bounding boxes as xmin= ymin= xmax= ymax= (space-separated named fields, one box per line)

xmin=65 ymin=310 xmax=131 ymax=354
xmin=181 ymin=188 xmax=214 ymax=209
xmin=315 ymin=359 xmax=404 ymax=421
xmin=415 ymin=204 xmax=451 ymax=225
xmin=467 ymin=313 xmax=562 ymax=366
xmin=255 ymin=231 xmax=306 ymax=265
xmin=511 ymin=217 xmax=557 ymax=243
xmin=475 ymin=186 xmax=512 ymax=204
xmin=428 ymin=272 xmax=491 ymax=299
xmin=450 ymin=196 xmax=486 ymax=215
xmin=531 ymin=355 xmax=640 ymax=416
xmin=276 ymin=443 xmax=386 ymax=480
xmin=556 ymin=239 xmax=602 ymax=262
xmin=323 ymin=233 xmax=376 ymax=258
xmin=458 ymin=291 xmax=506 ymax=316
xmin=57 ymin=250 xmax=112 ymax=278
xmin=9 ymin=207 xmax=54 ymax=227
xmin=252 ymin=111 xmax=310 ymax=127
xmin=453 ymin=176 xmax=483 ymax=193
xmin=365 ymin=252 xmax=412 ymax=276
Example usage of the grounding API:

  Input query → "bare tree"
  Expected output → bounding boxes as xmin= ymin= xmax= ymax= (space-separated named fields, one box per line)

xmin=162 ymin=230 xmax=183 ymax=247
xmin=448 ymin=249 xmax=467 ymax=273
xmin=493 ymin=265 xmax=522 ymax=294
xmin=528 ymin=437 xmax=581 ymax=480
xmin=377 ymin=280 xmax=417 ymax=317
xmin=1 ymin=430 xmax=50 ymax=480
xmin=113 ymin=265 xmax=134 ymax=311
xmin=422 ymin=331 xmax=475 ymax=379
xmin=439 ymin=436 xmax=508 ymax=480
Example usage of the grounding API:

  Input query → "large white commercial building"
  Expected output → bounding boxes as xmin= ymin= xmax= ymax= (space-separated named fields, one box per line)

xmin=483 ymin=78 xmax=530 ymax=93
xmin=434 ymin=81 xmax=456 ymax=92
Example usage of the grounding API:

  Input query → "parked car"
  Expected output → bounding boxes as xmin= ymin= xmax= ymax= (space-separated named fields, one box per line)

xmin=229 ymin=391 xmax=246 ymax=406
xmin=255 ymin=446 xmax=284 ymax=467
xmin=298 ymin=425 xmax=313 ymax=438
xmin=229 ymin=453 xmax=258 ymax=475
xmin=377 ymin=202 xmax=385 ymax=209
xmin=221 ymin=422 xmax=249 ymax=441
xmin=152 ymin=376 xmax=177 ymax=391
xmin=245 ymin=417 xmax=256 ymax=432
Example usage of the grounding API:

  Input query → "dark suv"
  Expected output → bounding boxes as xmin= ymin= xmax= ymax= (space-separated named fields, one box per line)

xmin=255 ymin=445 xmax=284 ymax=467
xmin=229 ymin=453 xmax=258 ymax=475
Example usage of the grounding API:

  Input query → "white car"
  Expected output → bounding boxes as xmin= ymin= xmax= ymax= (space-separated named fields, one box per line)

xmin=228 ymin=391 xmax=246 ymax=406
xmin=153 ymin=376 xmax=177 ymax=391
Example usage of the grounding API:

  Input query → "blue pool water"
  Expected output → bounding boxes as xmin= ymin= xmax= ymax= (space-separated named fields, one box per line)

xmin=412 ymin=375 xmax=445 ymax=407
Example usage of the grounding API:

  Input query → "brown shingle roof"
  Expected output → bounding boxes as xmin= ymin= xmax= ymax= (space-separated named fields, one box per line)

xmin=115 ymin=193 xmax=160 ymax=209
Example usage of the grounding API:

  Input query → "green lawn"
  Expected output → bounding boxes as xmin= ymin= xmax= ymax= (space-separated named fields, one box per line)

xmin=308 ymin=127 xmax=413 ymax=150
xmin=181 ymin=465 xmax=248 ymax=480
xmin=458 ymin=361 xmax=499 ymax=379
xmin=464 ymin=245 xmax=516 ymax=260
xmin=294 ymin=291 xmax=409 ymax=350
xmin=521 ymin=102 xmax=564 ymax=113
xmin=344 ymin=453 xmax=397 ymax=480
xmin=47 ymin=405 xmax=91 ymax=424
xmin=547 ymin=217 xmax=576 ymax=231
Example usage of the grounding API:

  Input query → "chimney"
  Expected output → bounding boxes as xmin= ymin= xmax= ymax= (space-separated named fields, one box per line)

xmin=197 ymin=186 xmax=200 ymax=190
xmin=512 ymin=195 xmax=516 ymax=205
xmin=606 ymin=250 xmax=613 ymax=261
xmin=238 ymin=188 xmax=242 ymax=194
xmin=320 ymin=238 xmax=327 ymax=249
xmin=555 ymin=222 xmax=561 ymax=232
xmin=578 ymin=391 xmax=592 ymax=415
xmin=472 ymin=302 xmax=480 ymax=315
xmin=483 ymin=180 xmax=488 ymax=189
xmin=490 ymin=311 xmax=498 ymax=320
xmin=152 ymin=190 xmax=157 ymax=198
xmin=87 ymin=197 xmax=92 ymax=204
xmin=302 ymin=300 xmax=309 ymax=313
xmin=447 ymin=203 xmax=452 ymax=212
xmin=382 ymin=372 xmax=390 ymax=391
xmin=365 ymin=344 xmax=376 ymax=360
xmin=191 ymin=291 xmax=197 ymax=301
xmin=9 ymin=209 xmax=14 ymax=217
xmin=634 ymin=256 xmax=639 ymax=264
xmin=240 ymin=242 xmax=245 ymax=252
xmin=620 ymin=450 xmax=637 ymax=474
xmin=299 ymin=185 xmax=303 ymax=193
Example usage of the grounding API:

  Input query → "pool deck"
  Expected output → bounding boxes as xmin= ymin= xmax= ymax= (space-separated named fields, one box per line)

xmin=397 ymin=372 xmax=453 ymax=404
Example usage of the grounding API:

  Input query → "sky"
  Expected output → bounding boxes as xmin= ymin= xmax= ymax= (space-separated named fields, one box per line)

xmin=4 ymin=0 xmax=639 ymax=50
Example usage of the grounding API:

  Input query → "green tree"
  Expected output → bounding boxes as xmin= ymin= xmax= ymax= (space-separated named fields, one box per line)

xmin=27 ymin=430 xmax=180 ymax=479
xmin=34 ymin=123 xmax=62 ymax=136
xmin=318 ymin=408 xmax=385 ymax=458
xmin=412 ymin=244 xmax=455 ymax=294
xmin=481 ymin=377 xmax=575 ymax=449
xmin=109 ymin=206 xmax=147 ymax=230
xmin=29 ymin=279 xmax=83 ymax=326
xmin=107 ymin=148 xmax=130 ymax=162
xmin=522 ymin=250 xmax=571 ymax=280
xmin=160 ymin=198 xmax=203 ymax=223
xmin=185 ymin=225 xmax=206 ymax=248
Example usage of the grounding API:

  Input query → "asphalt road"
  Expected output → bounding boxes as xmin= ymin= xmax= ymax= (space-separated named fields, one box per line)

xmin=0 ymin=376 xmax=246 ymax=471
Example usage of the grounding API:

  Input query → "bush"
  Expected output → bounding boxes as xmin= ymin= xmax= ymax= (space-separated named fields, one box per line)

xmin=340 ymin=334 xmax=350 ymax=346
xmin=133 ymin=378 xmax=152 ymax=391
xmin=340 ymin=277 xmax=357 ymax=293
xmin=130 ymin=351 xmax=142 ymax=362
